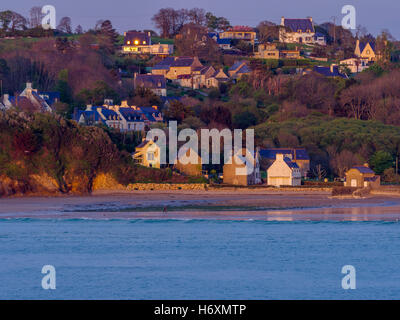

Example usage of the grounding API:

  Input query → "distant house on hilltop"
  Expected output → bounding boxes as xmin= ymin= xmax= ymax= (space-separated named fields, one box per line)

xmin=2 ymin=82 xmax=59 ymax=112
xmin=151 ymin=56 xmax=203 ymax=80
xmin=122 ymin=30 xmax=173 ymax=56
xmin=134 ymin=73 xmax=167 ymax=96
xmin=279 ymin=17 xmax=318 ymax=45
xmin=228 ymin=60 xmax=251 ymax=80
xmin=354 ymin=39 xmax=377 ymax=62
xmin=219 ymin=26 xmax=257 ymax=44
xmin=313 ymin=65 xmax=348 ymax=78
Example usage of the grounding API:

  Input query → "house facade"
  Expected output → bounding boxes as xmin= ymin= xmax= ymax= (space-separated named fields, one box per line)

xmin=340 ymin=58 xmax=369 ymax=73
xmin=344 ymin=165 xmax=381 ymax=188
xmin=260 ymin=148 xmax=310 ymax=178
xmin=219 ymin=26 xmax=257 ymax=44
xmin=122 ymin=30 xmax=173 ymax=56
xmin=133 ymin=139 xmax=161 ymax=168
xmin=134 ymin=73 xmax=167 ymax=96
xmin=256 ymin=43 xmax=280 ymax=59
xmin=279 ymin=17 xmax=316 ymax=44
xmin=267 ymin=153 xmax=302 ymax=187
xmin=223 ymin=148 xmax=261 ymax=186
xmin=354 ymin=40 xmax=377 ymax=62
xmin=2 ymin=82 xmax=59 ymax=112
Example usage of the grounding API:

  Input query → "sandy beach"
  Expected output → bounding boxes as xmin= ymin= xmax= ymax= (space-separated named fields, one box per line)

xmin=1 ymin=190 xmax=400 ymax=221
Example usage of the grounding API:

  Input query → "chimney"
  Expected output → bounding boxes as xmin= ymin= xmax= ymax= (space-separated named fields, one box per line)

xmin=363 ymin=163 xmax=369 ymax=168
xmin=330 ymin=64 xmax=337 ymax=73
xmin=281 ymin=16 xmax=285 ymax=26
xmin=152 ymin=105 xmax=158 ymax=110
xmin=26 ymin=82 xmax=32 ymax=89
xmin=86 ymin=104 xmax=92 ymax=111
xmin=3 ymin=94 xmax=9 ymax=102
xmin=276 ymin=153 xmax=284 ymax=161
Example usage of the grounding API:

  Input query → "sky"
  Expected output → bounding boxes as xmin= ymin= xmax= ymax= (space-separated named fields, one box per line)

xmin=2 ymin=0 xmax=399 ymax=39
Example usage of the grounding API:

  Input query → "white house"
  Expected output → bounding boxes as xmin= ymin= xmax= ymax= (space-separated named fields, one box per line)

xmin=267 ymin=153 xmax=302 ymax=187
xmin=279 ymin=17 xmax=316 ymax=44
xmin=340 ymin=58 xmax=369 ymax=74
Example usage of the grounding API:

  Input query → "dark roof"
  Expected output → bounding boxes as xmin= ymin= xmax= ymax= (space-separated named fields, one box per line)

xmin=364 ymin=176 xmax=379 ymax=181
xmin=260 ymin=148 xmax=310 ymax=161
xmin=135 ymin=74 xmax=166 ymax=89
xmin=284 ymin=157 xmax=300 ymax=169
xmin=283 ymin=18 xmax=314 ymax=33
xmin=124 ymin=31 xmax=150 ymax=45
xmin=217 ymin=38 xmax=231 ymax=45
xmin=229 ymin=60 xmax=246 ymax=71
xmin=313 ymin=65 xmax=347 ymax=78
xmin=136 ymin=140 xmax=151 ymax=148
xmin=359 ymin=41 xmax=375 ymax=53
xmin=171 ymin=57 xmax=195 ymax=67
xmin=152 ymin=57 xmax=175 ymax=70
xmin=353 ymin=166 xmax=375 ymax=174
xmin=118 ymin=108 xmax=144 ymax=122
xmin=38 ymin=92 xmax=60 ymax=106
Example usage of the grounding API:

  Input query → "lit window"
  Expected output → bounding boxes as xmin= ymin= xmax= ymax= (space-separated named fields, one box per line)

xmin=134 ymin=40 xmax=139 ymax=45
xmin=143 ymin=41 xmax=146 ymax=44
xmin=127 ymin=41 xmax=131 ymax=44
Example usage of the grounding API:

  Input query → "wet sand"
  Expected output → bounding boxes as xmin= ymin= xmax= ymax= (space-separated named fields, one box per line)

xmin=1 ymin=190 xmax=400 ymax=221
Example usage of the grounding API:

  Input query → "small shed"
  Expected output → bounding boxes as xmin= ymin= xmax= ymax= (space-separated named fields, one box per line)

xmin=344 ymin=164 xmax=380 ymax=188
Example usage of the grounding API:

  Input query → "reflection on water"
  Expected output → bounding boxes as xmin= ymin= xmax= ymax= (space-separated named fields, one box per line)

xmin=265 ymin=205 xmax=400 ymax=222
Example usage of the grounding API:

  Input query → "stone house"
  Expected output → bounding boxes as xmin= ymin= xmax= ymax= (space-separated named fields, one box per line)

xmin=133 ymin=139 xmax=161 ymax=168
xmin=122 ymin=30 xmax=173 ymax=56
xmin=134 ymin=73 xmax=167 ymax=96
xmin=344 ymin=164 xmax=380 ymax=188
xmin=340 ymin=57 xmax=370 ymax=73
xmin=219 ymin=26 xmax=257 ymax=44
xmin=223 ymin=148 xmax=262 ymax=186
xmin=267 ymin=153 xmax=302 ymax=187
xmin=174 ymin=146 xmax=203 ymax=176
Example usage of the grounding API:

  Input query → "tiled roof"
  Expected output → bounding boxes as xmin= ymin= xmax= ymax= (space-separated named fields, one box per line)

xmin=260 ymin=148 xmax=310 ymax=161
xmin=359 ymin=41 xmax=375 ymax=53
xmin=135 ymin=74 xmax=166 ymax=89
xmin=283 ymin=18 xmax=314 ymax=33
xmin=171 ymin=57 xmax=195 ymax=67
xmin=119 ymin=108 xmax=144 ymax=122
xmin=152 ymin=57 xmax=175 ymax=70
xmin=284 ymin=157 xmax=300 ymax=169
xmin=353 ymin=166 xmax=375 ymax=174
xmin=229 ymin=61 xmax=245 ymax=71
xmin=313 ymin=66 xmax=347 ymax=78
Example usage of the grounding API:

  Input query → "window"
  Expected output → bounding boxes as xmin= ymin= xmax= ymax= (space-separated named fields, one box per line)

xmin=147 ymin=152 xmax=155 ymax=161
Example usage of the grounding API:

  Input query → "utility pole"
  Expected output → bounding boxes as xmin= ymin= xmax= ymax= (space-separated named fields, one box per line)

xmin=331 ymin=16 xmax=337 ymax=46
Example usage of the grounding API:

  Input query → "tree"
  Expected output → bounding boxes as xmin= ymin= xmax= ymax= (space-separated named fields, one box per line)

xmin=187 ymin=8 xmax=206 ymax=26
xmin=57 ymin=17 xmax=72 ymax=34
xmin=233 ymin=111 xmax=257 ymax=129
xmin=312 ymin=164 xmax=327 ymax=181
xmin=164 ymin=100 xmax=194 ymax=124
xmin=257 ymin=20 xmax=279 ymax=43
xmin=370 ymin=150 xmax=393 ymax=175
xmin=205 ymin=12 xmax=231 ymax=32
xmin=75 ymin=25 xmax=83 ymax=34
xmin=151 ymin=8 xmax=189 ymax=38
xmin=98 ymin=20 xmax=119 ymax=53
xmin=29 ymin=6 xmax=43 ymax=28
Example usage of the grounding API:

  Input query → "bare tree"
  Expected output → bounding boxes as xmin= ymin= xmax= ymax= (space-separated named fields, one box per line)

xmin=312 ymin=164 xmax=327 ymax=181
xmin=29 ymin=6 xmax=43 ymax=28
xmin=57 ymin=17 xmax=72 ymax=34
xmin=75 ymin=25 xmax=83 ymax=34
xmin=188 ymin=8 xmax=206 ymax=26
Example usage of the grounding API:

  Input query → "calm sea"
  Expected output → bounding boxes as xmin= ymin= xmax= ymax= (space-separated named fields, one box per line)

xmin=0 ymin=218 xmax=399 ymax=299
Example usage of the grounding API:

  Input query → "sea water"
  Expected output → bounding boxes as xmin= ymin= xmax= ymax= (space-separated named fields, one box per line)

xmin=0 ymin=218 xmax=399 ymax=299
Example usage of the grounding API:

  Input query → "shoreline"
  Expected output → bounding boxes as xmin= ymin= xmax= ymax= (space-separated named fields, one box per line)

xmin=1 ymin=190 xmax=400 ymax=221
